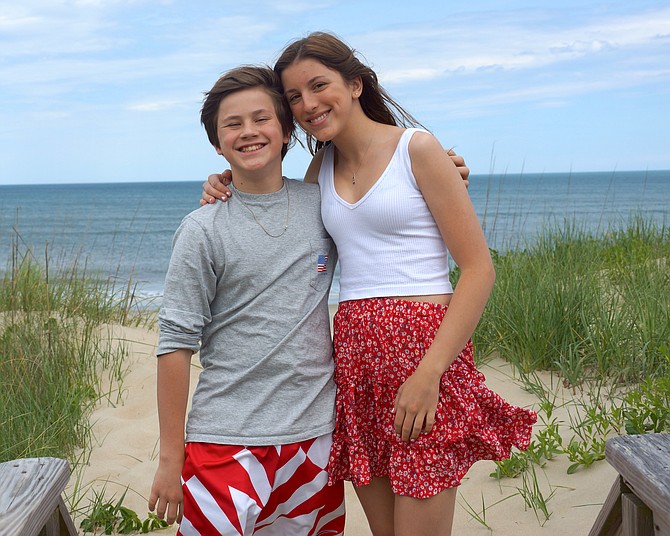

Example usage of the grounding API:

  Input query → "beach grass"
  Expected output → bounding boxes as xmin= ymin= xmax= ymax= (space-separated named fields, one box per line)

xmin=473 ymin=215 xmax=669 ymax=385
xmin=0 ymin=233 xmax=152 ymax=465
xmin=450 ymin=215 xmax=669 ymax=528
xmin=458 ymin=215 xmax=670 ymax=524
xmin=1 ymin=212 xmax=668 ymax=532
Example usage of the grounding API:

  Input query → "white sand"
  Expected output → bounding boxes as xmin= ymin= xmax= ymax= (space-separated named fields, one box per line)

xmin=67 ymin=318 xmax=617 ymax=535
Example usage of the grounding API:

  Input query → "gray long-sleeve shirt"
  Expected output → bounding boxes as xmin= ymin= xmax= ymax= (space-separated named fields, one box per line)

xmin=157 ymin=179 xmax=337 ymax=446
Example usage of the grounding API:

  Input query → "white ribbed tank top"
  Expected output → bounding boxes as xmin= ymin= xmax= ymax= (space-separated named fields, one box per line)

xmin=318 ymin=128 xmax=453 ymax=302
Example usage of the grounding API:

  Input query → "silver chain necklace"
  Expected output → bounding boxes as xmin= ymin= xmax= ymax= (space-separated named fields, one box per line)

xmin=234 ymin=179 xmax=290 ymax=238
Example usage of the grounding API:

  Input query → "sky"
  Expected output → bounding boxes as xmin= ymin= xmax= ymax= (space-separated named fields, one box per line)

xmin=1 ymin=0 xmax=669 ymax=185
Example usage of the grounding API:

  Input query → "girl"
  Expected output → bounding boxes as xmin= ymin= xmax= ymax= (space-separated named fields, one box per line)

xmin=205 ymin=32 xmax=536 ymax=536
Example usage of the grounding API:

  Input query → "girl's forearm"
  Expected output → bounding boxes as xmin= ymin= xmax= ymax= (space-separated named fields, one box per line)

xmin=418 ymin=264 xmax=495 ymax=378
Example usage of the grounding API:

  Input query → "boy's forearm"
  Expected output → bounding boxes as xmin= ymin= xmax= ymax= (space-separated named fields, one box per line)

xmin=156 ymin=350 xmax=192 ymax=462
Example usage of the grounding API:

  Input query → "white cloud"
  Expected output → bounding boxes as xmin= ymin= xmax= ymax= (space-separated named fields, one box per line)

xmin=0 ymin=14 xmax=43 ymax=30
xmin=28 ymin=110 xmax=71 ymax=120
xmin=1 ymin=0 xmax=668 ymax=182
xmin=127 ymin=99 xmax=185 ymax=112
xmin=269 ymin=0 xmax=335 ymax=14
xmin=358 ymin=6 xmax=670 ymax=84
xmin=410 ymin=65 xmax=670 ymax=120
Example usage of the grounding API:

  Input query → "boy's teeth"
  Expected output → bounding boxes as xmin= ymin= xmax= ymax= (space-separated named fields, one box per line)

xmin=240 ymin=144 xmax=263 ymax=152
xmin=310 ymin=113 xmax=327 ymax=123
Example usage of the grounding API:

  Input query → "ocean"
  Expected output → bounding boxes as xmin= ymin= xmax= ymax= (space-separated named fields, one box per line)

xmin=1 ymin=170 xmax=668 ymax=304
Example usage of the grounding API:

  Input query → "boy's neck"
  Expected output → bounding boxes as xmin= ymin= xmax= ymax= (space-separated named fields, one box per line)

xmin=231 ymin=167 xmax=285 ymax=194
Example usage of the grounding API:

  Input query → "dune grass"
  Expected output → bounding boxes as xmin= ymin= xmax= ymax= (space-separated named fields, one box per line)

xmin=0 ymin=232 xmax=163 ymax=532
xmin=473 ymin=215 xmax=669 ymax=385
xmin=456 ymin=214 xmax=670 ymax=527
xmin=2 ymin=210 xmax=668 ymax=532
xmin=0 ymin=233 xmax=152 ymax=465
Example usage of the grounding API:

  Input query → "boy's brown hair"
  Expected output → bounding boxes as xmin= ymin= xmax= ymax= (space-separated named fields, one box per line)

xmin=201 ymin=65 xmax=294 ymax=158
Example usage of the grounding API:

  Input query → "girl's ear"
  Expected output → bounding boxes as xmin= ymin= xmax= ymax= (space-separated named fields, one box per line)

xmin=351 ymin=76 xmax=363 ymax=98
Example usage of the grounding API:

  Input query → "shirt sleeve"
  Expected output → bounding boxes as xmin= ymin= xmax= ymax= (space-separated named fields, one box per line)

xmin=157 ymin=215 xmax=219 ymax=356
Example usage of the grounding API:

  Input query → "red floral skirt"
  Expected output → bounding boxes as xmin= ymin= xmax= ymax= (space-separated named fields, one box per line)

xmin=327 ymin=298 xmax=537 ymax=498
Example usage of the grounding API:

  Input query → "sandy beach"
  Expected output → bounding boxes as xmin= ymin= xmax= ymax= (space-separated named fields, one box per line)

xmin=68 ymin=310 xmax=618 ymax=535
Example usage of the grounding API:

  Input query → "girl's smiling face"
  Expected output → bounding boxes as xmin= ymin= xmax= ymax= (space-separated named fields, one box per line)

xmin=281 ymin=58 xmax=361 ymax=142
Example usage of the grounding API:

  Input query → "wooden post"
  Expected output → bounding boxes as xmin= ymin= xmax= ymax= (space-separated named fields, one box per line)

xmin=589 ymin=476 xmax=628 ymax=536
xmin=622 ymin=493 xmax=654 ymax=536
xmin=589 ymin=434 xmax=670 ymax=536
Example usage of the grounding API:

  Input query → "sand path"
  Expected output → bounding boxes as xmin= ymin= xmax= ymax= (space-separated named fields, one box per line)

xmin=68 ymin=321 xmax=616 ymax=534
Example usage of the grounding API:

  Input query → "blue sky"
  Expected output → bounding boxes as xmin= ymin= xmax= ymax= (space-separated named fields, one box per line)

xmin=1 ymin=0 xmax=668 ymax=185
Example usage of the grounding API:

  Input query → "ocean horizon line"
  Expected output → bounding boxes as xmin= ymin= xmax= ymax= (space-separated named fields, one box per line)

xmin=1 ymin=168 xmax=670 ymax=187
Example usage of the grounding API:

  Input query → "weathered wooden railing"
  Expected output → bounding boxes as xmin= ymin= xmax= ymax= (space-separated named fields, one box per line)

xmin=589 ymin=433 xmax=670 ymax=536
xmin=0 ymin=458 xmax=77 ymax=536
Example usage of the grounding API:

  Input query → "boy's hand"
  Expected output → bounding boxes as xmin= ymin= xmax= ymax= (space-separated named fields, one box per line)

xmin=148 ymin=459 xmax=185 ymax=525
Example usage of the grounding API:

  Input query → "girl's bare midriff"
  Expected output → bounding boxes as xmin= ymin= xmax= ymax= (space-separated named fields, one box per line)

xmin=387 ymin=293 xmax=452 ymax=306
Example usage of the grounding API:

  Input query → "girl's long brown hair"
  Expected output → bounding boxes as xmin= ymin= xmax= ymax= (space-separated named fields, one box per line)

xmin=274 ymin=31 xmax=425 ymax=155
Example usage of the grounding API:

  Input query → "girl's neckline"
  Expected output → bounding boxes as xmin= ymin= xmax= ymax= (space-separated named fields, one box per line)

xmin=330 ymin=129 xmax=411 ymax=208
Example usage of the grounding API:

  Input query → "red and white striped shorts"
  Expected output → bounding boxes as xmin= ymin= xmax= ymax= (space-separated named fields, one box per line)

xmin=178 ymin=434 xmax=345 ymax=535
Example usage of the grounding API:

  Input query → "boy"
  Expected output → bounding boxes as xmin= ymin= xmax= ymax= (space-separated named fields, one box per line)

xmin=148 ymin=66 xmax=344 ymax=535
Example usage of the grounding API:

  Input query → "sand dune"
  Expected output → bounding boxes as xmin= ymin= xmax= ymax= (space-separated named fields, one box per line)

xmin=68 ymin=320 xmax=616 ymax=535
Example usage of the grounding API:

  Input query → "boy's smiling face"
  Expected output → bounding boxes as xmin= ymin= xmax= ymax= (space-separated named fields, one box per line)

xmin=215 ymin=87 xmax=289 ymax=178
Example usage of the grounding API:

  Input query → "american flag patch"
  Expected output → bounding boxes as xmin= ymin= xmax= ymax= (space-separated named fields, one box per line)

xmin=317 ymin=254 xmax=328 ymax=273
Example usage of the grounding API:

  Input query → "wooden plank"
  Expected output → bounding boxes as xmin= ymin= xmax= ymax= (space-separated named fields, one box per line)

xmin=589 ymin=476 xmax=628 ymax=536
xmin=653 ymin=516 xmax=670 ymax=536
xmin=57 ymin=497 xmax=78 ymax=536
xmin=606 ymin=434 xmax=670 ymax=532
xmin=0 ymin=457 xmax=76 ymax=536
xmin=622 ymin=492 xmax=654 ymax=536
xmin=38 ymin=509 xmax=59 ymax=536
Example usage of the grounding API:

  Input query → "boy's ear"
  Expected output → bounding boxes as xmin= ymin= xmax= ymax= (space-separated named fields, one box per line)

xmin=215 ymin=146 xmax=224 ymax=156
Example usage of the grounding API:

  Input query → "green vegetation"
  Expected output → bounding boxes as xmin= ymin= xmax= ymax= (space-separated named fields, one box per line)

xmin=0 ymin=231 xmax=161 ymax=533
xmin=0 ymin=234 xmax=150 ymax=462
xmin=79 ymin=486 xmax=168 ymax=535
xmin=462 ymin=215 xmax=670 ymax=527
xmin=2 ymin=213 xmax=668 ymax=532
xmin=475 ymin=216 xmax=669 ymax=383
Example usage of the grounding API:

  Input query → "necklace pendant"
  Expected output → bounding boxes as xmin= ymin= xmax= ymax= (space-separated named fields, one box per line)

xmin=352 ymin=174 xmax=356 ymax=185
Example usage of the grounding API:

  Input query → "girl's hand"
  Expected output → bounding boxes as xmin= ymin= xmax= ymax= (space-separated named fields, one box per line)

xmin=200 ymin=169 xmax=233 ymax=206
xmin=447 ymin=148 xmax=470 ymax=189
xmin=393 ymin=364 xmax=442 ymax=442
